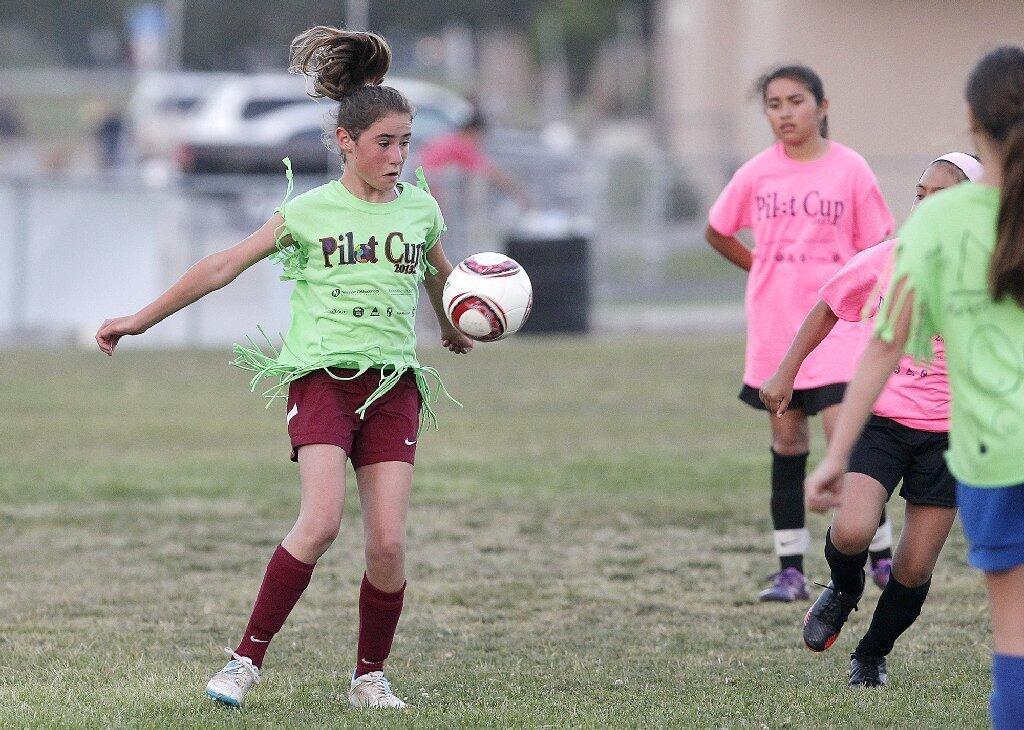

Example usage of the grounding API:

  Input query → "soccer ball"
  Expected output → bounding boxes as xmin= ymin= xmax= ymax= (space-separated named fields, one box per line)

xmin=442 ymin=253 xmax=533 ymax=341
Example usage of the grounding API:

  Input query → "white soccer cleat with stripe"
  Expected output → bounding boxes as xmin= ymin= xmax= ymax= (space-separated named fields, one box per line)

xmin=348 ymin=671 xmax=407 ymax=709
xmin=206 ymin=648 xmax=260 ymax=707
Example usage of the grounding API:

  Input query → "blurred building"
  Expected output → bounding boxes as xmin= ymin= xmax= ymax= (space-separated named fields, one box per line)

xmin=654 ymin=0 xmax=1024 ymax=220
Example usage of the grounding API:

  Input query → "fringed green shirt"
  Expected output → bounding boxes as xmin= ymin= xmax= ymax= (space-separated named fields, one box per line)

xmin=232 ymin=161 xmax=457 ymax=430
xmin=875 ymin=183 xmax=1024 ymax=486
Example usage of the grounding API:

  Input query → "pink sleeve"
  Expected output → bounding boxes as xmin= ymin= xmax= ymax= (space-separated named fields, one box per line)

xmin=708 ymin=166 xmax=752 ymax=236
xmin=818 ymin=249 xmax=881 ymax=322
xmin=455 ymin=139 xmax=488 ymax=173
xmin=851 ymin=165 xmax=895 ymax=250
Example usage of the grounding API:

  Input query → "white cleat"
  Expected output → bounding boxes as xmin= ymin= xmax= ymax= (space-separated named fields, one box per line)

xmin=348 ymin=671 xmax=408 ymax=709
xmin=205 ymin=648 xmax=260 ymax=707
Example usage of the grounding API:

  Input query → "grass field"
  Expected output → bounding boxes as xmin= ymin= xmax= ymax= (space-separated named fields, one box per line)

xmin=0 ymin=338 xmax=992 ymax=728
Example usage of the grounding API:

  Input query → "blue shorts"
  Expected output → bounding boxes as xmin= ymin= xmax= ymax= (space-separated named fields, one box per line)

xmin=957 ymin=482 xmax=1024 ymax=572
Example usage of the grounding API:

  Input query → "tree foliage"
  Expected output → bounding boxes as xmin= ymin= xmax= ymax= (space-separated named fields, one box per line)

xmin=1 ymin=0 xmax=651 ymax=93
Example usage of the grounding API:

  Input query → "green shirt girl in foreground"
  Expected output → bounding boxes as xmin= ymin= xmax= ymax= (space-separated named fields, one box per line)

xmin=804 ymin=47 xmax=1024 ymax=728
xmin=96 ymin=26 xmax=472 ymax=710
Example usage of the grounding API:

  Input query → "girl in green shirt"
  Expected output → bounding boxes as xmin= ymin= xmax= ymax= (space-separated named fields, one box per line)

xmin=96 ymin=26 xmax=472 ymax=710
xmin=805 ymin=47 xmax=1024 ymax=726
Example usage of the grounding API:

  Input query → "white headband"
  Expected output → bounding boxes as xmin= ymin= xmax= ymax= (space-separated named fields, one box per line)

xmin=929 ymin=152 xmax=984 ymax=182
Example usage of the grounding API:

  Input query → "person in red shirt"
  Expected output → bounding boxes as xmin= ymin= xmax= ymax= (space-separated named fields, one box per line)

xmin=419 ymin=110 xmax=531 ymax=211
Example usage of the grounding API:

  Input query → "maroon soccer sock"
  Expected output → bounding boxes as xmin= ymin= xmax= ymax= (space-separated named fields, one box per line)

xmin=354 ymin=574 xmax=406 ymax=678
xmin=234 ymin=544 xmax=315 ymax=668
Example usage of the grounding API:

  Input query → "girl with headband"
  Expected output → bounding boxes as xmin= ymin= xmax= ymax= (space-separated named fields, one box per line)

xmin=807 ymin=47 xmax=1024 ymax=723
xmin=761 ymin=152 xmax=981 ymax=687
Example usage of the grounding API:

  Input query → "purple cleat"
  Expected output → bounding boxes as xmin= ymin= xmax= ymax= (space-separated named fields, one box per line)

xmin=871 ymin=558 xmax=892 ymax=590
xmin=758 ymin=567 xmax=810 ymax=602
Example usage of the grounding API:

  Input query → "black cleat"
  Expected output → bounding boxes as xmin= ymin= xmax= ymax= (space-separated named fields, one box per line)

xmin=849 ymin=653 xmax=888 ymax=688
xmin=803 ymin=581 xmax=859 ymax=652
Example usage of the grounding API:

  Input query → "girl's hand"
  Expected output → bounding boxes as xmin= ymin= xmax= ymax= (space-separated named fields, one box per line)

xmin=96 ymin=315 xmax=144 ymax=356
xmin=759 ymin=372 xmax=795 ymax=417
xmin=805 ymin=456 xmax=847 ymax=513
xmin=440 ymin=321 xmax=473 ymax=354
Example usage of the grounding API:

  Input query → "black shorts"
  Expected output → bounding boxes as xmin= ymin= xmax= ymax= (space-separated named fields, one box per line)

xmin=848 ymin=415 xmax=957 ymax=508
xmin=739 ymin=382 xmax=846 ymax=417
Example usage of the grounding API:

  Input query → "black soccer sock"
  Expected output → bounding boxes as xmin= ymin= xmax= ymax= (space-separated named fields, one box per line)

xmin=824 ymin=527 xmax=868 ymax=598
xmin=870 ymin=509 xmax=894 ymax=563
xmin=771 ymin=449 xmax=809 ymax=573
xmin=855 ymin=575 xmax=931 ymax=657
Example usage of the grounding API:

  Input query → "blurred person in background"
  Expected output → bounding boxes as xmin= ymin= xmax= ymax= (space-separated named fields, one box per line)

xmin=94 ymin=105 xmax=125 ymax=169
xmin=419 ymin=108 xmax=532 ymax=212
xmin=0 ymin=100 xmax=41 ymax=175
xmin=807 ymin=46 xmax=1024 ymax=727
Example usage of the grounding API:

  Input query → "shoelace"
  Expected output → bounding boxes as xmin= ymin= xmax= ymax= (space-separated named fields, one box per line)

xmin=221 ymin=647 xmax=261 ymax=685
xmin=812 ymin=584 xmax=858 ymax=624
xmin=358 ymin=672 xmax=394 ymax=697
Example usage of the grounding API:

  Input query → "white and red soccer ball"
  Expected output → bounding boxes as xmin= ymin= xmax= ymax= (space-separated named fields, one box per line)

xmin=442 ymin=253 xmax=532 ymax=341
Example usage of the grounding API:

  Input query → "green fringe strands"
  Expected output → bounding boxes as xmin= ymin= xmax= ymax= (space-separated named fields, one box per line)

xmin=873 ymin=274 xmax=938 ymax=364
xmin=414 ymin=166 xmax=432 ymax=195
xmin=230 ymin=326 xmax=460 ymax=433
xmin=233 ymin=162 xmax=459 ymax=431
xmin=415 ymin=166 xmax=441 ymax=279
xmin=268 ymin=157 xmax=309 ymax=281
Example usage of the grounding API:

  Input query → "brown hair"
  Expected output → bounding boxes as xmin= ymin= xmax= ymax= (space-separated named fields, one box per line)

xmin=756 ymin=64 xmax=829 ymax=139
xmin=289 ymin=26 xmax=413 ymax=146
xmin=966 ymin=46 xmax=1024 ymax=306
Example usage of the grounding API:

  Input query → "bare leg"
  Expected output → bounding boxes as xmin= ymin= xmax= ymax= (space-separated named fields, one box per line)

xmin=822 ymin=404 xmax=893 ymax=565
xmin=987 ymin=565 xmax=1024 ymax=656
xmin=830 ymin=473 xmax=888 ymax=555
xmin=770 ymin=407 xmax=810 ymax=456
xmin=282 ymin=444 xmax=348 ymax=564
xmin=351 ymin=460 xmax=414 ymax=681
xmin=986 ymin=565 xmax=1024 ymax=728
xmin=230 ymin=443 xmax=347 ymax=671
xmin=356 ymin=460 xmax=414 ymax=592
xmin=890 ymin=503 xmax=956 ymax=587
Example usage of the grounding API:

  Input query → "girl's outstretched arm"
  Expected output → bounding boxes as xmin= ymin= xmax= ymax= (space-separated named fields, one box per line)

xmin=423 ymin=242 xmax=473 ymax=354
xmin=96 ymin=214 xmax=287 ymax=355
xmin=760 ymin=300 xmax=840 ymax=416
xmin=805 ymin=280 xmax=914 ymax=511
xmin=705 ymin=225 xmax=753 ymax=271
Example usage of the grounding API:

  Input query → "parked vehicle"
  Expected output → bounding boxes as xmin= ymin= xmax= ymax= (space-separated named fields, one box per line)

xmin=174 ymin=74 xmax=472 ymax=174
xmin=124 ymin=71 xmax=232 ymax=167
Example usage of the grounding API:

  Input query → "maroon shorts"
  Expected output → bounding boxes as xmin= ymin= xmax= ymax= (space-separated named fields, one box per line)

xmin=286 ymin=368 xmax=422 ymax=467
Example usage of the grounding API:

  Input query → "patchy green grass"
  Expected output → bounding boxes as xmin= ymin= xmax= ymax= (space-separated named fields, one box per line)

xmin=0 ymin=338 xmax=990 ymax=728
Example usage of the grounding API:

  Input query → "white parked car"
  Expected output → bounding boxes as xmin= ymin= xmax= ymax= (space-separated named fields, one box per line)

xmin=172 ymin=73 xmax=472 ymax=174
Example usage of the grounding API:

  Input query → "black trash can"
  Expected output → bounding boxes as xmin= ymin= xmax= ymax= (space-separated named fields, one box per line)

xmin=505 ymin=233 xmax=590 ymax=334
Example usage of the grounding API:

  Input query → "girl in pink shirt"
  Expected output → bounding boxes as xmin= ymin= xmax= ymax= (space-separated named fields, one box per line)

xmin=760 ymin=153 xmax=983 ymax=687
xmin=707 ymin=65 xmax=895 ymax=601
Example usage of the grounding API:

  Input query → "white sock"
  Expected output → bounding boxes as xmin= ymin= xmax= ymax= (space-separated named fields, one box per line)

xmin=870 ymin=517 xmax=894 ymax=552
xmin=773 ymin=527 xmax=811 ymax=557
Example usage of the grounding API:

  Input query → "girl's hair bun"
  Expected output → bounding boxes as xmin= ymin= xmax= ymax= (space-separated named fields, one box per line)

xmin=289 ymin=26 xmax=392 ymax=102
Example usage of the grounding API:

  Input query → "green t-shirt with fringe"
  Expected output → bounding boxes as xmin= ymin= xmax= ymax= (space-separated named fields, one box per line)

xmin=232 ymin=162 xmax=457 ymax=430
xmin=876 ymin=183 xmax=1024 ymax=486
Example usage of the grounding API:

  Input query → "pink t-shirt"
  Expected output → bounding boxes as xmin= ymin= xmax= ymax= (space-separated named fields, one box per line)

xmin=709 ymin=141 xmax=894 ymax=389
xmin=419 ymin=133 xmax=488 ymax=174
xmin=819 ymin=239 xmax=949 ymax=432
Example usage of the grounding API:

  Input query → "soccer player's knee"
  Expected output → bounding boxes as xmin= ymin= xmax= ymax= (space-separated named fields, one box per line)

xmin=301 ymin=516 xmax=341 ymax=550
xmin=830 ymin=521 xmax=871 ymax=554
xmin=892 ymin=561 xmax=931 ymax=588
xmin=772 ymin=434 xmax=809 ymax=455
xmin=367 ymin=538 xmax=405 ymax=570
